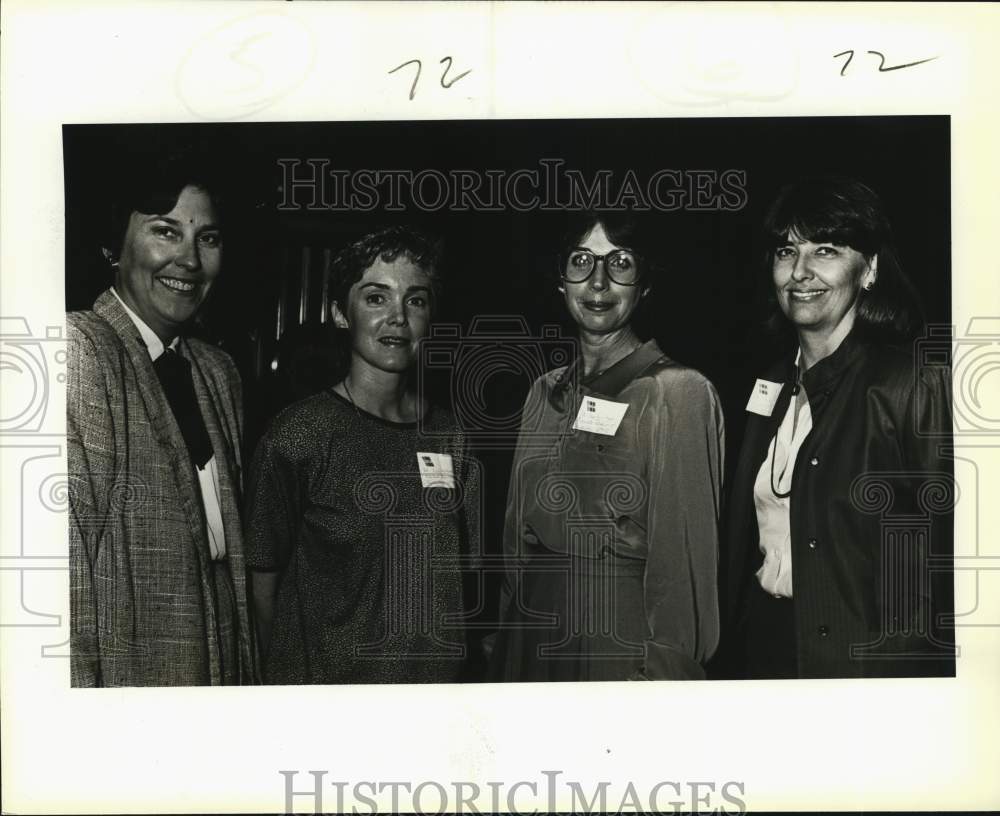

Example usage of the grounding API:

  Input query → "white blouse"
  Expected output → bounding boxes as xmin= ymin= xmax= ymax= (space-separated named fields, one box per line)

xmin=752 ymin=352 xmax=811 ymax=598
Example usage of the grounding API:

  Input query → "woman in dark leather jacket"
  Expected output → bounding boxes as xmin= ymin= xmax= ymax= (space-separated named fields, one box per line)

xmin=719 ymin=177 xmax=954 ymax=679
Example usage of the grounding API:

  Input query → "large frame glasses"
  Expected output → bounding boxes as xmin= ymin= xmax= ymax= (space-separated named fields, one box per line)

xmin=560 ymin=247 xmax=643 ymax=286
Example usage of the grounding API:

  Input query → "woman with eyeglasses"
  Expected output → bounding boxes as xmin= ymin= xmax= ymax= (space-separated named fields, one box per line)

xmin=719 ymin=177 xmax=954 ymax=679
xmin=490 ymin=211 xmax=724 ymax=681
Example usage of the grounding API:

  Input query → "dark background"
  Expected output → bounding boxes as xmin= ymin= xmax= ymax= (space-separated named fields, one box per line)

xmin=64 ymin=117 xmax=951 ymax=650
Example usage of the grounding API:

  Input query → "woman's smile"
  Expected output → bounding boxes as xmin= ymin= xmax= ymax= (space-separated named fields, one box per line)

xmin=580 ymin=298 xmax=618 ymax=312
xmin=156 ymin=275 xmax=201 ymax=295
xmin=772 ymin=233 xmax=874 ymax=338
xmin=786 ymin=287 xmax=829 ymax=301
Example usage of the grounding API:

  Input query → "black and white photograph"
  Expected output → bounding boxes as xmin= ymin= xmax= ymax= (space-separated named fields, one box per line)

xmin=2 ymin=2 xmax=999 ymax=814
xmin=62 ymin=116 xmax=954 ymax=688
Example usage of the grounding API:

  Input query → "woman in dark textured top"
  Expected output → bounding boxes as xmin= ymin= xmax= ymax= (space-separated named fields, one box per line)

xmin=491 ymin=212 xmax=724 ymax=681
xmin=245 ymin=227 xmax=480 ymax=684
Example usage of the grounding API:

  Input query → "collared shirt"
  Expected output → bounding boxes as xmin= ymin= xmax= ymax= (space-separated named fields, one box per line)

xmin=752 ymin=350 xmax=811 ymax=598
xmin=111 ymin=288 xmax=227 ymax=560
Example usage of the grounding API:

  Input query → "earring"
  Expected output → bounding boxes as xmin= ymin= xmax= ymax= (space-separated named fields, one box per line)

xmin=863 ymin=280 xmax=875 ymax=291
xmin=101 ymin=248 xmax=119 ymax=269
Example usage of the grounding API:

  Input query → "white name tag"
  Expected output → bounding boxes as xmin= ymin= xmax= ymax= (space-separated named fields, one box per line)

xmin=572 ymin=396 xmax=629 ymax=436
xmin=416 ymin=452 xmax=455 ymax=489
xmin=746 ymin=379 xmax=784 ymax=416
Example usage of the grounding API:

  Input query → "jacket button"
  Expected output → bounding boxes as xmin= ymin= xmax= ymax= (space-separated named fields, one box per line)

xmin=818 ymin=625 xmax=829 ymax=637
xmin=810 ymin=456 xmax=819 ymax=466
xmin=808 ymin=538 xmax=818 ymax=549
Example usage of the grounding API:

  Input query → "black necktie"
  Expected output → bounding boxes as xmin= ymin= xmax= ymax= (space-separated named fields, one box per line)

xmin=153 ymin=347 xmax=214 ymax=468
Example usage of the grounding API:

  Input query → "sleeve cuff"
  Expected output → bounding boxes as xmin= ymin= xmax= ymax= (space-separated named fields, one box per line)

xmin=641 ymin=641 xmax=706 ymax=680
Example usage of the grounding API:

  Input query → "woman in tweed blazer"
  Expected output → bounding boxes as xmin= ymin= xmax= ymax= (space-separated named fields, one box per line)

xmin=67 ymin=163 xmax=257 ymax=686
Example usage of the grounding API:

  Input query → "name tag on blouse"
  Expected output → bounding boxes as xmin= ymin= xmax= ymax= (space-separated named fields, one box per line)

xmin=746 ymin=379 xmax=783 ymax=416
xmin=417 ymin=452 xmax=455 ymax=488
xmin=572 ymin=396 xmax=629 ymax=436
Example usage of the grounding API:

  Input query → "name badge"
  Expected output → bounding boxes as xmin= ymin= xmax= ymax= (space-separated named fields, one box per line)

xmin=746 ymin=379 xmax=783 ymax=416
xmin=417 ymin=452 xmax=455 ymax=489
xmin=572 ymin=396 xmax=629 ymax=436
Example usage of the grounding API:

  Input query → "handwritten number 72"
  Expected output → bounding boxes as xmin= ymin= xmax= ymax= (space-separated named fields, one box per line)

xmin=834 ymin=50 xmax=938 ymax=77
xmin=389 ymin=57 xmax=471 ymax=100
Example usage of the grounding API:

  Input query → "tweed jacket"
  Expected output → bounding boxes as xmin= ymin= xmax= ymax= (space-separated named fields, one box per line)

xmin=67 ymin=290 xmax=256 ymax=686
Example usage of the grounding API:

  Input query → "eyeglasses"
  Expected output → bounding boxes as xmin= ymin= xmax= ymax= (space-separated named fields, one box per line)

xmin=561 ymin=248 xmax=642 ymax=286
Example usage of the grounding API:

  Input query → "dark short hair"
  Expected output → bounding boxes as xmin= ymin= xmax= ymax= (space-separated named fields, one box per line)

xmin=327 ymin=225 xmax=443 ymax=312
xmin=558 ymin=210 xmax=660 ymax=286
xmin=561 ymin=210 xmax=649 ymax=264
xmin=762 ymin=176 xmax=924 ymax=341
xmin=104 ymin=153 xmax=224 ymax=259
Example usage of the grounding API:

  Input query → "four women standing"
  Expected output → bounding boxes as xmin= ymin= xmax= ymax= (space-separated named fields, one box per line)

xmin=71 ymin=176 xmax=953 ymax=685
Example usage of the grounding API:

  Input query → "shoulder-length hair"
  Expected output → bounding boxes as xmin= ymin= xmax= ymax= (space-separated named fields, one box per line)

xmin=762 ymin=176 xmax=924 ymax=342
